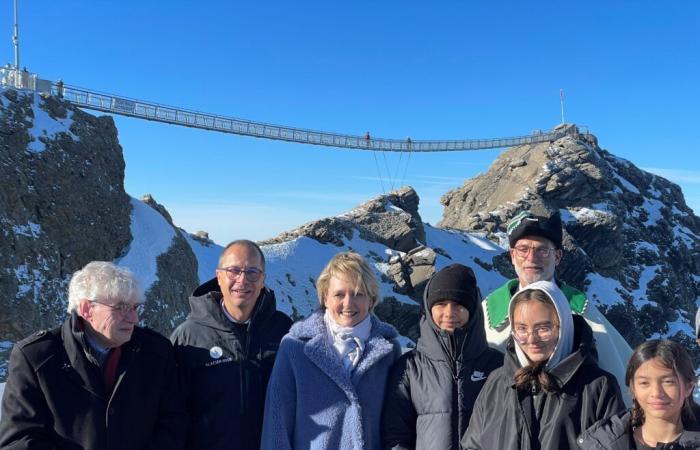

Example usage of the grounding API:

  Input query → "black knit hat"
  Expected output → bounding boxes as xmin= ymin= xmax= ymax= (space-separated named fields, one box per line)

xmin=426 ymin=264 xmax=479 ymax=319
xmin=507 ymin=210 xmax=563 ymax=250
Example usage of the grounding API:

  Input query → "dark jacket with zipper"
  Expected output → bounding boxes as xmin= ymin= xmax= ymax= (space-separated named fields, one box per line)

xmin=170 ymin=278 xmax=292 ymax=450
xmin=461 ymin=315 xmax=625 ymax=450
xmin=381 ymin=281 xmax=503 ymax=450
xmin=577 ymin=410 xmax=700 ymax=450
xmin=0 ymin=312 xmax=186 ymax=450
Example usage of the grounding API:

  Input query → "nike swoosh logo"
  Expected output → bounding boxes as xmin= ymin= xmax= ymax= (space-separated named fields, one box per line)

xmin=470 ymin=374 xmax=486 ymax=382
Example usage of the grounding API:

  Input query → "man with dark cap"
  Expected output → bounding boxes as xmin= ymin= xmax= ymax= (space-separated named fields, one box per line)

xmin=382 ymin=264 xmax=503 ymax=450
xmin=481 ymin=209 xmax=632 ymax=403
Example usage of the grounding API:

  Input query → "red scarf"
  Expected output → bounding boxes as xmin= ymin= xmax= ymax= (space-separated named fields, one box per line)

xmin=103 ymin=346 xmax=122 ymax=392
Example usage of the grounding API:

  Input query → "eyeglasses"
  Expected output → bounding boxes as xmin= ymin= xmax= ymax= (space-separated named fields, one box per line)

xmin=90 ymin=299 xmax=144 ymax=315
xmin=512 ymin=324 xmax=559 ymax=343
xmin=217 ymin=266 xmax=264 ymax=282
xmin=512 ymin=245 xmax=556 ymax=259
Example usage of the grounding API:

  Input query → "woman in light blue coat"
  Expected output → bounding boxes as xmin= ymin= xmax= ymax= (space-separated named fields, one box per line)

xmin=261 ymin=252 xmax=401 ymax=450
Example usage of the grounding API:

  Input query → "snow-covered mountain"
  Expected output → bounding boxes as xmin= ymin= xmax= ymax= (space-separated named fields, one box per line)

xmin=440 ymin=125 xmax=700 ymax=356
xmin=2 ymin=86 xmax=699 ymax=392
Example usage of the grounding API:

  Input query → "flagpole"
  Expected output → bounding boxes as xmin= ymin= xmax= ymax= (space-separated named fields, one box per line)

xmin=560 ymin=89 xmax=565 ymax=124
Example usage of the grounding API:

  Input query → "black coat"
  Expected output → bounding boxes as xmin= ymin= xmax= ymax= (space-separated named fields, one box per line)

xmin=461 ymin=315 xmax=625 ymax=450
xmin=0 ymin=313 xmax=187 ymax=450
xmin=381 ymin=286 xmax=503 ymax=450
xmin=170 ymin=278 xmax=292 ymax=450
xmin=578 ymin=410 xmax=700 ymax=450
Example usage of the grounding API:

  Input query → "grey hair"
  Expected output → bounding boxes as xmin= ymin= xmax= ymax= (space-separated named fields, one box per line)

xmin=67 ymin=261 xmax=145 ymax=313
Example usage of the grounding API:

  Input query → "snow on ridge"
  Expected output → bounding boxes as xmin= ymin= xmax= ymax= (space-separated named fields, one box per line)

xmin=586 ymin=273 xmax=626 ymax=308
xmin=673 ymin=224 xmax=699 ymax=249
xmin=115 ymin=197 xmax=176 ymax=291
xmin=671 ymin=205 xmax=688 ymax=217
xmin=181 ymin=230 xmax=222 ymax=284
xmin=561 ymin=205 xmax=614 ymax=224
xmin=612 ymin=172 xmax=640 ymax=194
xmin=640 ymin=198 xmax=665 ymax=226
xmin=649 ymin=310 xmax=694 ymax=340
xmin=27 ymin=94 xmax=79 ymax=153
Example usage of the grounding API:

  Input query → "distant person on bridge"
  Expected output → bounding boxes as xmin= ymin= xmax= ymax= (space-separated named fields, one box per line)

xmin=170 ymin=240 xmax=292 ymax=450
xmin=480 ymin=208 xmax=633 ymax=404
xmin=0 ymin=261 xmax=187 ymax=450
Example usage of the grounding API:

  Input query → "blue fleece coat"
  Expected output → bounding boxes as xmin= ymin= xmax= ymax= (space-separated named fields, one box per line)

xmin=261 ymin=310 xmax=401 ymax=450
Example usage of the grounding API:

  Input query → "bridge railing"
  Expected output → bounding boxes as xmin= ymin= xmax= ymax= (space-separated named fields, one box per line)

xmin=55 ymin=83 xmax=574 ymax=152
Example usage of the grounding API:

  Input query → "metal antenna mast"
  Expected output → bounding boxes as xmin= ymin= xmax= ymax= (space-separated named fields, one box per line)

xmin=11 ymin=0 xmax=20 ymax=88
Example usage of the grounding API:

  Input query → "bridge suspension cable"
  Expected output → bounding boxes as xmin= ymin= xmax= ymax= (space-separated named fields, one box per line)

xmin=54 ymin=84 xmax=575 ymax=153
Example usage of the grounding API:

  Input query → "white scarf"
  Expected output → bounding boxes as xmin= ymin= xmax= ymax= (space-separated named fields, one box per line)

xmin=324 ymin=309 xmax=372 ymax=373
xmin=509 ymin=280 xmax=574 ymax=370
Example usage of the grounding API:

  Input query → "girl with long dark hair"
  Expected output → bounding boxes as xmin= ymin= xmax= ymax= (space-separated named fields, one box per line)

xmin=579 ymin=339 xmax=700 ymax=449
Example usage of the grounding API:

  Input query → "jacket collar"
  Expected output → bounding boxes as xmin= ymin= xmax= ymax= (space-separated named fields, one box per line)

xmin=291 ymin=310 xmax=398 ymax=401
xmin=61 ymin=312 xmax=141 ymax=400
xmin=579 ymin=410 xmax=700 ymax=448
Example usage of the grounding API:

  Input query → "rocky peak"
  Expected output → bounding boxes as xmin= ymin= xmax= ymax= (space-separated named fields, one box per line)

xmin=263 ymin=186 xmax=426 ymax=253
xmin=439 ymin=125 xmax=700 ymax=351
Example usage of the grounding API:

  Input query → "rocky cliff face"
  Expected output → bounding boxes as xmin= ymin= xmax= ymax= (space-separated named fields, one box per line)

xmin=0 ymin=88 xmax=199 ymax=379
xmin=440 ymin=124 xmax=700 ymax=352
xmin=0 ymin=89 xmax=132 ymax=341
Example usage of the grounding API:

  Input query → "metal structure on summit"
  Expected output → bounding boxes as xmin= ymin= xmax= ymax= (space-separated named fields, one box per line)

xmin=0 ymin=0 xmax=576 ymax=153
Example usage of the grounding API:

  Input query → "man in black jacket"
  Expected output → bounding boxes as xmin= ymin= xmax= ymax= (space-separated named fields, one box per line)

xmin=0 ymin=261 xmax=187 ymax=450
xmin=171 ymin=239 xmax=292 ymax=450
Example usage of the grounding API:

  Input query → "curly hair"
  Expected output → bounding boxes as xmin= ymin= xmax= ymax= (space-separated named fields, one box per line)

xmin=67 ymin=261 xmax=144 ymax=313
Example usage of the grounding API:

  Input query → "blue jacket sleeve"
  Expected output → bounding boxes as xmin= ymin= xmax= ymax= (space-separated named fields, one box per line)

xmin=260 ymin=338 xmax=296 ymax=450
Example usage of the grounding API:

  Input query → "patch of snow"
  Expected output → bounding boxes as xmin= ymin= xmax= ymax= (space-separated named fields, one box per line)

xmin=648 ymin=182 xmax=662 ymax=199
xmin=26 ymin=95 xmax=79 ymax=153
xmin=641 ymin=198 xmax=665 ymax=226
xmin=424 ymin=224 xmax=507 ymax=296
xmin=613 ymin=172 xmax=640 ymax=194
xmin=649 ymin=311 xmax=694 ymax=340
xmin=671 ymin=205 xmax=688 ymax=217
xmin=565 ymin=205 xmax=614 ymax=223
xmin=12 ymin=221 xmax=41 ymax=238
xmin=559 ymin=209 xmax=576 ymax=224
xmin=181 ymin=230 xmax=222 ymax=284
xmin=14 ymin=263 xmax=46 ymax=300
xmin=115 ymin=197 xmax=176 ymax=291
xmin=634 ymin=241 xmax=660 ymax=256
xmin=673 ymin=224 xmax=699 ymax=249
xmin=632 ymin=265 xmax=662 ymax=309
xmin=585 ymin=273 xmax=626 ymax=307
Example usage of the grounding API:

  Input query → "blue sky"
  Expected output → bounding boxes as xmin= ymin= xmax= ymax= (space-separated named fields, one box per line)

xmin=2 ymin=1 xmax=698 ymax=244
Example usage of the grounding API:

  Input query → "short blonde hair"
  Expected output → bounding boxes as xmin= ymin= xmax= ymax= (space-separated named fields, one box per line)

xmin=316 ymin=252 xmax=380 ymax=310
xmin=67 ymin=261 xmax=144 ymax=313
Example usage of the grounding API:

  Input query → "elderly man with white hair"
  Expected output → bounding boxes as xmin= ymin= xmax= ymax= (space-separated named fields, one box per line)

xmin=0 ymin=261 xmax=187 ymax=450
